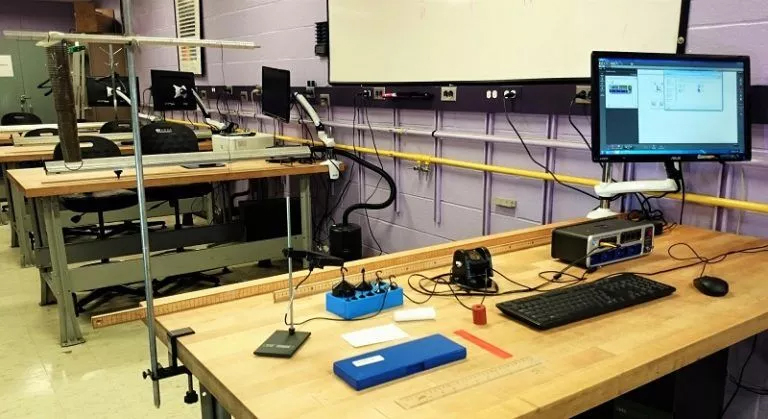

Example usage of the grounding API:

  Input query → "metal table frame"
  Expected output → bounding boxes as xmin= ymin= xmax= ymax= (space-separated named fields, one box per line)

xmin=22 ymin=175 xmax=312 ymax=346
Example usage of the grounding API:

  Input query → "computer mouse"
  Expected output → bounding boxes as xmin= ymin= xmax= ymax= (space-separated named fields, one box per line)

xmin=693 ymin=276 xmax=729 ymax=297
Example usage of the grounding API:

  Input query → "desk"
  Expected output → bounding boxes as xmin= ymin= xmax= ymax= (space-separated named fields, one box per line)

xmin=9 ymin=159 xmax=327 ymax=346
xmin=0 ymin=140 xmax=213 ymax=254
xmin=151 ymin=222 xmax=768 ymax=419
xmin=0 ymin=133 xmax=12 ymax=146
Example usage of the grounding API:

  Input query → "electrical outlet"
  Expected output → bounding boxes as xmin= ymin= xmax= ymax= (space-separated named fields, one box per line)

xmin=441 ymin=86 xmax=457 ymax=102
xmin=575 ymin=85 xmax=591 ymax=104
xmin=360 ymin=89 xmax=373 ymax=98
xmin=199 ymin=90 xmax=207 ymax=100
xmin=223 ymin=86 xmax=234 ymax=95
xmin=318 ymin=93 xmax=331 ymax=107
xmin=493 ymin=197 xmax=517 ymax=209
xmin=240 ymin=91 xmax=248 ymax=101
xmin=373 ymin=87 xmax=385 ymax=100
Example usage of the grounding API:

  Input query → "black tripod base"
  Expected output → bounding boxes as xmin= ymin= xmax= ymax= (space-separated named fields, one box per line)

xmin=254 ymin=329 xmax=310 ymax=358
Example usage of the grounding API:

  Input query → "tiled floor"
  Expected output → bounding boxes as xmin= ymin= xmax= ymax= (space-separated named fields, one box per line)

xmin=0 ymin=221 xmax=283 ymax=418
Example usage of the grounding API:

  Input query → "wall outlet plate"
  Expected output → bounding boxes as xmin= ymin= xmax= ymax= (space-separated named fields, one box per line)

xmin=373 ymin=87 xmax=386 ymax=100
xmin=441 ymin=86 xmax=457 ymax=102
xmin=575 ymin=85 xmax=591 ymax=104
xmin=493 ymin=197 xmax=517 ymax=209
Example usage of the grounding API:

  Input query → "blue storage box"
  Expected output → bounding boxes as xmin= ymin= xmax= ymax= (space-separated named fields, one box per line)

xmin=333 ymin=334 xmax=467 ymax=390
xmin=325 ymin=283 xmax=403 ymax=319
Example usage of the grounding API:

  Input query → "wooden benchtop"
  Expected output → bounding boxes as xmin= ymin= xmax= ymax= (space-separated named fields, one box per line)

xmin=8 ymin=158 xmax=330 ymax=198
xmin=152 ymin=224 xmax=768 ymax=419
xmin=0 ymin=140 xmax=213 ymax=163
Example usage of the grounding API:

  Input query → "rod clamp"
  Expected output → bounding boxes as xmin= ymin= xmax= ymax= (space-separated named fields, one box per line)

xmin=142 ymin=327 xmax=198 ymax=404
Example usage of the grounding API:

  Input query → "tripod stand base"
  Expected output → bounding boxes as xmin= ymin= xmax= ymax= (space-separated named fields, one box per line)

xmin=254 ymin=330 xmax=310 ymax=358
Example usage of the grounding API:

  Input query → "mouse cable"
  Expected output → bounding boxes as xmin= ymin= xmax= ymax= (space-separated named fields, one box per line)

xmin=722 ymin=335 xmax=758 ymax=417
xmin=502 ymin=96 xmax=600 ymax=201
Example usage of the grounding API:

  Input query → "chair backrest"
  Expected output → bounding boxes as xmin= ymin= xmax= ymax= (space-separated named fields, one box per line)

xmin=1 ymin=112 xmax=42 ymax=126
xmin=100 ymin=120 xmax=133 ymax=133
xmin=53 ymin=135 xmax=122 ymax=160
xmin=24 ymin=128 xmax=59 ymax=138
xmin=140 ymin=121 xmax=199 ymax=155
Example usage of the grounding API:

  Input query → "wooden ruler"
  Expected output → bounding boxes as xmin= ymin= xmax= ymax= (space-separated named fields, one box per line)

xmin=272 ymin=235 xmax=551 ymax=303
xmin=396 ymin=357 xmax=543 ymax=409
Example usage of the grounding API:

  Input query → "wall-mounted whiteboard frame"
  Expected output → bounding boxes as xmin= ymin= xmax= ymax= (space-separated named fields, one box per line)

xmin=328 ymin=0 xmax=690 ymax=85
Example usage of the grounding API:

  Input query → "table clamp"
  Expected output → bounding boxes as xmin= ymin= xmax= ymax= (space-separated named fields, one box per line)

xmin=142 ymin=327 xmax=199 ymax=404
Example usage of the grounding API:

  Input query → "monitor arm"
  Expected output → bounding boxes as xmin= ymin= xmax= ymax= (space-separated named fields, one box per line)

xmin=108 ymin=87 xmax=159 ymax=122
xmin=293 ymin=92 xmax=341 ymax=180
xmin=588 ymin=161 xmax=682 ymax=219
xmin=188 ymin=88 xmax=236 ymax=134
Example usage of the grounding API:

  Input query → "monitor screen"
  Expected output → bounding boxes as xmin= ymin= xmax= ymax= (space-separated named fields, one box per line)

xmin=262 ymin=67 xmax=291 ymax=122
xmin=86 ymin=77 xmax=138 ymax=107
xmin=592 ymin=52 xmax=751 ymax=162
xmin=150 ymin=70 xmax=197 ymax=111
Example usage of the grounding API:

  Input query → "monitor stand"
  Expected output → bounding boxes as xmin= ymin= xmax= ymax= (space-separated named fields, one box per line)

xmin=587 ymin=162 xmax=681 ymax=219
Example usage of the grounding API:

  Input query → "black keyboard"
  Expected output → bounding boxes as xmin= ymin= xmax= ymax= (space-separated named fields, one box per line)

xmin=496 ymin=273 xmax=676 ymax=330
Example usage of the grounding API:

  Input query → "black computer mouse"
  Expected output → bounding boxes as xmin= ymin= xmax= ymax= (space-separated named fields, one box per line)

xmin=693 ymin=276 xmax=729 ymax=297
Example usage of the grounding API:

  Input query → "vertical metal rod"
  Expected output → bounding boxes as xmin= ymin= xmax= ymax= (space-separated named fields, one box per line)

xmin=122 ymin=0 xmax=160 ymax=408
xmin=481 ymin=113 xmax=493 ymax=235
xmin=543 ymin=115 xmax=557 ymax=224
xmin=284 ymin=176 xmax=295 ymax=329
xmin=433 ymin=111 xmax=442 ymax=225
xmin=109 ymin=44 xmax=117 ymax=116
xmin=599 ymin=164 xmax=613 ymax=210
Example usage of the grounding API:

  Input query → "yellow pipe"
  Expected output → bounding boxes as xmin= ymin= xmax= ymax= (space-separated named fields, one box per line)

xmin=275 ymin=133 xmax=768 ymax=216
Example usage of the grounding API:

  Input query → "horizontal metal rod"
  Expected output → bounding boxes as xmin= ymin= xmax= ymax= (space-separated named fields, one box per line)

xmin=0 ymin=121 xmax=105 ymax=133
xmin=36 ymin=222 xmax=244 ymax=266
xmin=44 ymin=145 xmax=311 ymax=173
xmin=15 ymin=129 xmax=212 ymax=146
xmin=3 ymin=30 xmax=258 ymax=49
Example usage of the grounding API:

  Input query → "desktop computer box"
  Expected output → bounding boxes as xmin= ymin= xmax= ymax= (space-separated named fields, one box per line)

xmin=212 ymin=133 xmax=274 ymax=152
xmin=551 ymin=219 xmax=654 ymax=268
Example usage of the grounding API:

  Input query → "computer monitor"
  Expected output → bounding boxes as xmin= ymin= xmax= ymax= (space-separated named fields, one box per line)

xmin=592 ymin=52 xmax=751 ymax=163
xmin=86 ymin=76 xmax=138 ymax=107
xmin=150 ymin=69 xmax=197 ymax=111
xmin=262 ymin=66 xmax=291 ymax=122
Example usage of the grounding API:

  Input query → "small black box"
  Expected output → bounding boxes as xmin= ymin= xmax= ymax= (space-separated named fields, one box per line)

xmin=239 ymin=198 xmax=302 ymax=242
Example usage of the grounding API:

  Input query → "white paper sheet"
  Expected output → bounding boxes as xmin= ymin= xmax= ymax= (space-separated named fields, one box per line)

xmin=342 ymin=324 xmax=409 ymax=348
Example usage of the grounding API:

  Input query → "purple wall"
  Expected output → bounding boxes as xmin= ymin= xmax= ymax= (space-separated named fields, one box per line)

xmin=131 ymin=2 xmax=768 ymax=416
xmin=0 ymin=1 xmax=74 ymax=32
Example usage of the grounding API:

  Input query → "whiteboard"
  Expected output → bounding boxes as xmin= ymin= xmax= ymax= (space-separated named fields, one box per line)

xmin=328 ymin=0 xmax=686 ymax=83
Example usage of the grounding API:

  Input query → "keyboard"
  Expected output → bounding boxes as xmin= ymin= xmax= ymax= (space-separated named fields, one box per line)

xmin=496 ymin=273 xmax=676 ymax=330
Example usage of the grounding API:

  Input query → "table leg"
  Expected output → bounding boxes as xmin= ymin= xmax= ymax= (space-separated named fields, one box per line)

xmin=200 ymin=384 xmax=231 ymax=419
xmin=10 ymin=174 xmax=33 ymax=266
xmin=41 ymin=196 xmax=84 ymax=347
xmin=299 ymin=176 xmax=313 ymax=251
xmin=3 ymin=162 xmax=19 ymax=245
xmin=39 ymin=271 xmax=56 ymax=306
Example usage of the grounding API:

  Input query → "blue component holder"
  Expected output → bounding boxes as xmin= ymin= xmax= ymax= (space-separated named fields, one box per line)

xmin=325 ymin=283 xmax=404 ymax=319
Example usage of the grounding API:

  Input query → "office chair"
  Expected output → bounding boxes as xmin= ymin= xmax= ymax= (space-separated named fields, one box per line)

xmin=100 ymin=120 xmax=133 ymax=133
xmin=1 ymin=112 xmax=42 ymax=126
xmin=53 ymin=136 xmax=145 ymax=314
xmin=140 ymin=121 xmax=219 ymax=293
xmin=23 ymin=128 xmax=58 ymax=137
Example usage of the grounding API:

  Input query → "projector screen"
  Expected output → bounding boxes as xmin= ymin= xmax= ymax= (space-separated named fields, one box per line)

xmin=328 ymin=0 xmax=687 ymax=84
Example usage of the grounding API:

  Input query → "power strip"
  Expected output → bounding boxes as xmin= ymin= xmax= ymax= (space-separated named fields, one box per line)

xmin=395 ymin=357 xmax=542 ymax=409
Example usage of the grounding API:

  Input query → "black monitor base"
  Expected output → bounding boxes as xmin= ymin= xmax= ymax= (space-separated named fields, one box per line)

xmin=254 ymin=329 xmax=310 ymax=358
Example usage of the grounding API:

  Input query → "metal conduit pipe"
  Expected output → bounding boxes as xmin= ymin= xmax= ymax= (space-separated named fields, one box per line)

xmin=163 ymin=116 xmax=768 ymax=216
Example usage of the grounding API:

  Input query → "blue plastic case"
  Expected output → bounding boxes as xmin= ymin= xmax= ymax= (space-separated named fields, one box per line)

xmin=325 ymin=282 xmax=403 ymax=319
xmin=333 ymin=334 xmax=467 ymax=391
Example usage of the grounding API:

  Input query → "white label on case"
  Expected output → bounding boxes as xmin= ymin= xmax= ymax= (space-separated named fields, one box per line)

xmin=353 ymin=355 xmax=385 ymax=367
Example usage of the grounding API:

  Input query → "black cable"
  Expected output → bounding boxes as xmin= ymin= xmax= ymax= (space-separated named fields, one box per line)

xmin=568 ymin=97 xmax=593 ymax=152
xmin=293 ymin=268 xmax=314 ymax=290
xmin=721 ymin=336 xmax=758 ymax=418
xmin=502 ymin=97 xmax=600 ymax=201
xmin=359 ymin=96 xmax=386 ymax=254
xmin=333 ymin=148 xmax=397 ymax=225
